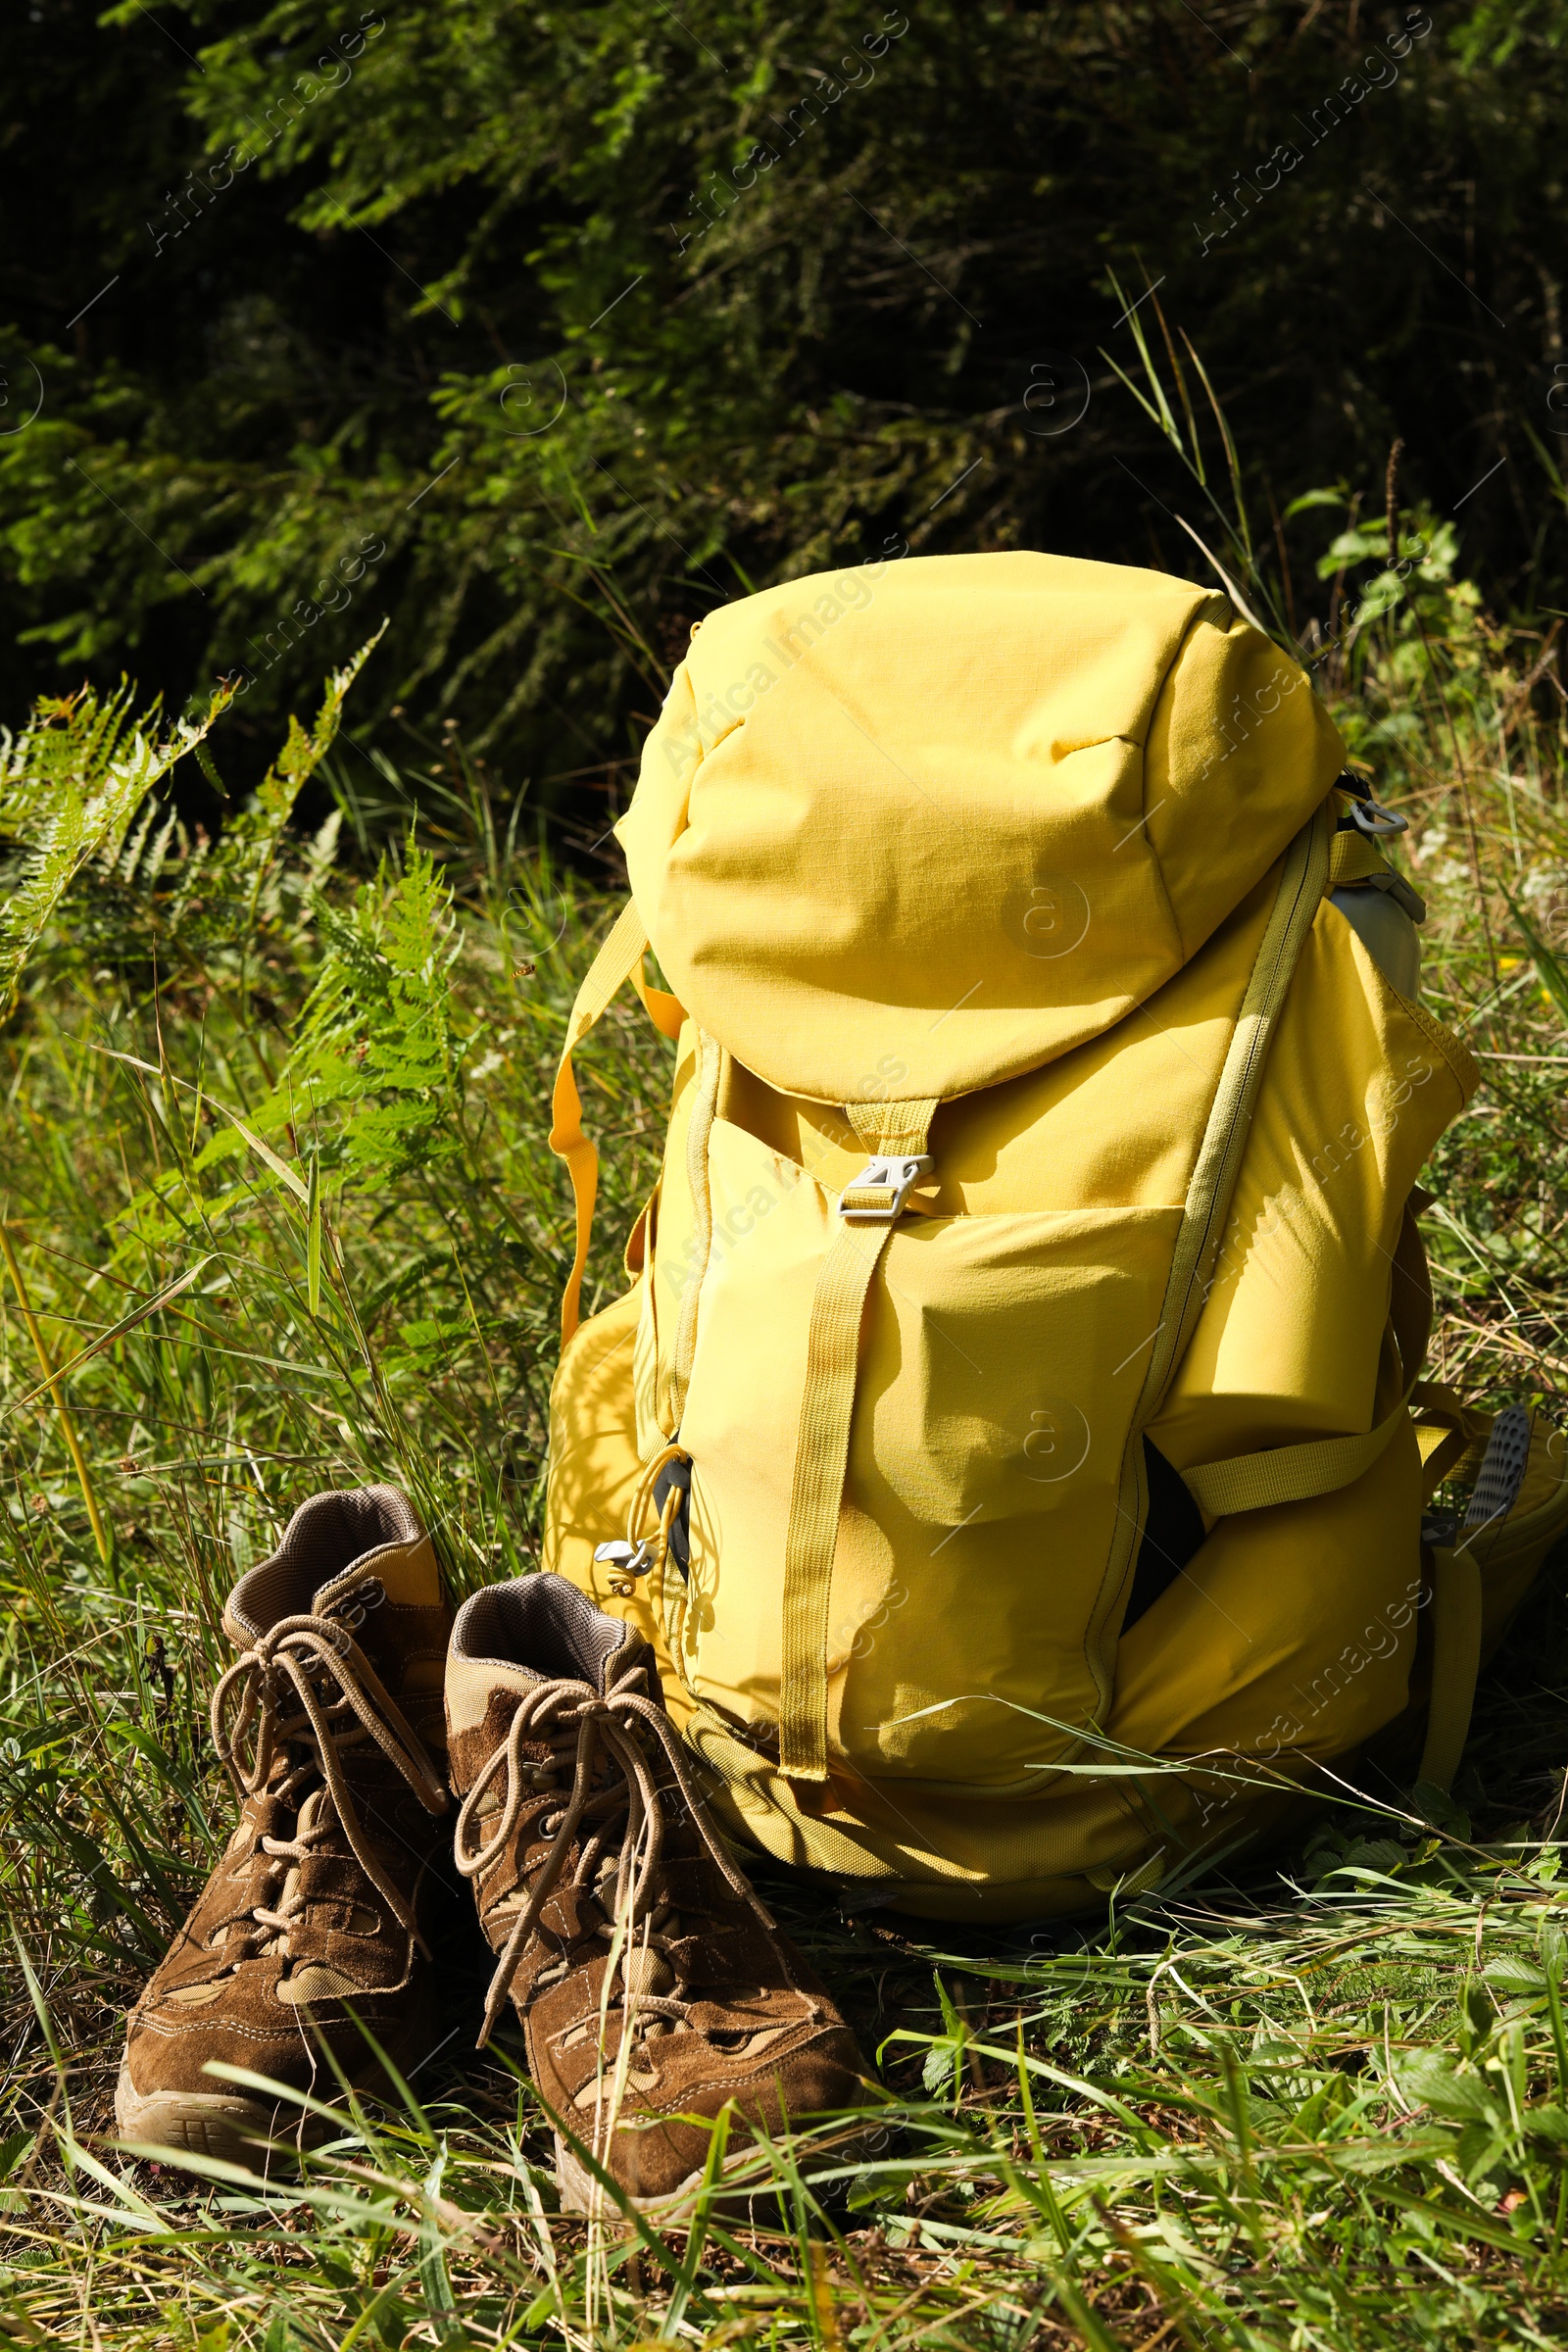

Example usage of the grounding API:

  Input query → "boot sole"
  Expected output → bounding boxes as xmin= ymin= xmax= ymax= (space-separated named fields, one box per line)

xmin=114 ymin=2081 xmax=284 ymax=2170
xmin=115 ymin=2012 xmax=436 ymax=2180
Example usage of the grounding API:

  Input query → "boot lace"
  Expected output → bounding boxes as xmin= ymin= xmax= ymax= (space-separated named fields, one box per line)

xmin=210 ymin=1597 xmax=450 ymax=1966
xmin=454 ymin=1657 xmax=774 ymax=2048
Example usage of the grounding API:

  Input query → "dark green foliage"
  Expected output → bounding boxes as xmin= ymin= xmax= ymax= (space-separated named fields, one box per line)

xmin=6 ymin=1 xmax=1568 ymax=789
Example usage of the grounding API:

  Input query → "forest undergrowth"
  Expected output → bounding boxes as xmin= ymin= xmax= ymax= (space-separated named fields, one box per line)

xmin=4 ymin=448 xmax=1568 ymax=2347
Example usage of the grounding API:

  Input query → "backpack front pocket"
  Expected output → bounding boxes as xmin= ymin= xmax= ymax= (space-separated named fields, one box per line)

xmin=670 ymin=1108 xmax=1182 ymax=1788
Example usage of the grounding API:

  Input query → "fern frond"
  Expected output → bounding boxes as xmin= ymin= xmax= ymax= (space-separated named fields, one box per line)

xmin=0 ymin=679 xmax=235 ymax=1014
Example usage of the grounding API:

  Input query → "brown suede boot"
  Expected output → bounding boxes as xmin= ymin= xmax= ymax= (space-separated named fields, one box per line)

xmin=116 ymin=1486 xmax=453 ymax=2167
xmin=446 ymin=1575 xmax=876 ymax=2215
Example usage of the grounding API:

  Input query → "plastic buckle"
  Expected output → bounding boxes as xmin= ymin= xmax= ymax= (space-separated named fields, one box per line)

xmin=1337 ymin=771 xmax=1407 ymax=838
xmin=593 ymin=1538 xmax=653 ymax=1580
xmin=1421 ymin=1510 xmax=1458 ymax=1548
xmin=839 ymin=1153 xmax=933 ymax=1224
xmin=1348 ymin=796 xmax=1408 ymax=839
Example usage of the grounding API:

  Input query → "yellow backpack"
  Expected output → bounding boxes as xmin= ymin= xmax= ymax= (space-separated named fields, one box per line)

xmin=539 ymin=551 xmax=1568 ymax=1921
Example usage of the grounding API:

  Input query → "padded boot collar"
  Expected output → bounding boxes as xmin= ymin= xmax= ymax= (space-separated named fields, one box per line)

xmin=446 ymin=1574 xmax=651 ymax=1739
xmin=225 ymin=1484 xmax=434 ymax=1643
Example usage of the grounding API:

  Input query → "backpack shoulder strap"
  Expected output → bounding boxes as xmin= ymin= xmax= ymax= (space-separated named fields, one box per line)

xmin=550 ymin=901 xmax=683 ymax=1346
xmin=1417 ymin=1544 xmax=1484 ymax=1792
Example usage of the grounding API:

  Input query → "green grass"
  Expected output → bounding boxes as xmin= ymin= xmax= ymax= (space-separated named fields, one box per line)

xmin=3 ymin=544 xmax=1568 ymax=2348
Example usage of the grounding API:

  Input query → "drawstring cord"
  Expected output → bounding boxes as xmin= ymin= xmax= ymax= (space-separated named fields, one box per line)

xmin=454 ymin=1655 xmax=772 ymax=2048
xmin=600 ymin=1443 xmax=690 ymax=1599
xmin=211 ymin=1605 xmax=450 ymax=1959
xmin=601 ymin=1443 xmax=689 ymax=1594
xmin=626 ymin=1443 xmax=687 ymax=1560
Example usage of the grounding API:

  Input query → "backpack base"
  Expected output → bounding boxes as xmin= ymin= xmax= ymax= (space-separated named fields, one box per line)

xmin=541 ymin=1282 xmax=1568 ymax=1923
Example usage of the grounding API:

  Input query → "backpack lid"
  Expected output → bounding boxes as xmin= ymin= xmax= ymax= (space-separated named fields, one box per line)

xmin=616 ymin=551 xmax=1345 ymax=1107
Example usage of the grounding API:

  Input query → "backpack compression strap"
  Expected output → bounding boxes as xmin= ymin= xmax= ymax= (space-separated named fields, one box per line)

xmin=780 ymin=1097 xmax=939 ymax=1782
xmin=1181 ymin=1390 xmax=1418 ymax=1518
xmin=549 ymin=900 xmax=684 ymax=1347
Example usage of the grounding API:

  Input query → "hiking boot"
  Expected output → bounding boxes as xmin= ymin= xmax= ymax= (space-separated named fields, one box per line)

xmin=447 ymin=1575 xmax=876 ymax=2214
xmin=116 ymin=1486 xmax=453 ymax=2168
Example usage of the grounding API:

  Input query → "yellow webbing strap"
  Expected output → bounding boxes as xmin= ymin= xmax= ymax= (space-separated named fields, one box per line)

xmin=779 ymin=1222 xmax=895 ymax=1779
xmin=1329 ymin=830 xmax=1390 ymax=890
xmin=549 ymin=901 xmax=683 ymax=1346
xmin=668 ymin=1029 xmax=722 ymax=1428
xmin=1415 ymin=1418 xmax=1467 ymax=1486
xmin=1183 ymin=1386 xmax=1416 ymax=1519
xmin=1411 ymin=1379 xmax=1492 ymax=1496
xmin=1417 ymin=1544 xmax=1484 ymax=1791
xmin=631 ymin=963 xmax=685 ymax=1042
xmin=1389 ymin=1199 xmax=1432 ymax=1391
xmin=778 ymin=1096 xmax=938 ymax=1782
xmin=848 ymin=1099 xmax=940 ymax=1156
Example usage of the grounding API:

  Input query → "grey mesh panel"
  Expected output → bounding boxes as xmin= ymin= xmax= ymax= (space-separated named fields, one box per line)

xmin=453 ymin=1577 xmax=635 ymax=1692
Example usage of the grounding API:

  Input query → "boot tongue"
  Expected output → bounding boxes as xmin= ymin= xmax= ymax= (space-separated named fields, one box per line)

xmin=305 ymin=1546 xmax=445 ymax=1728
xmin=269 ymin=1786 xmax=364 ymax=1960
xmin=312 ymin=1524 xmax=450 ymax=1734
xmin=312 ymin=1526 xmax=443 ymax=1618
xmin=271 ymin=1785 xmax=328 ymax=1936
